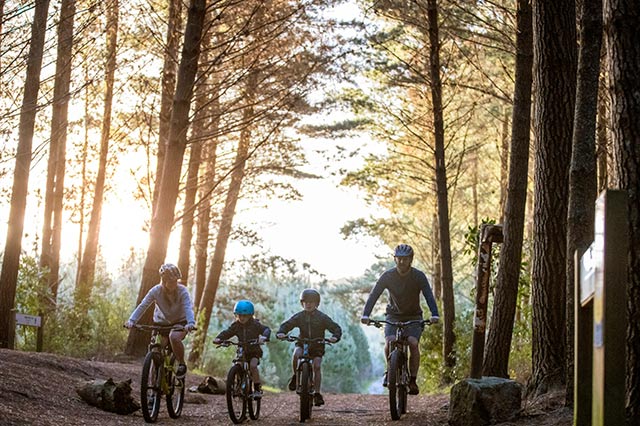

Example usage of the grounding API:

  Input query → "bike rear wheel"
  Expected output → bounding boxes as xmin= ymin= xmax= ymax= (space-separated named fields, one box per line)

xmin=166 ymin=354 xmax=185 ymax=418
xmin=226 ymin=364 xmax=247 ymax=424
xmin=388 ymin=350 xmax=404 ymax=420
xmin=141 ymin=352 xmax=163 ymax=423
xmin=299 ymin=362 xmax=313 ymax=422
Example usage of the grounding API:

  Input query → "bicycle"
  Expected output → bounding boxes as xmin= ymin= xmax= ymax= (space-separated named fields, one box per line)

xmin=133 ymin=324 xmax=189 ymax=423
xmin=216 ymin=339 xmax=264 ymax=424
xmin=280 ymin=335 xmax=333 ymax=423
xmin=367 ymin=318 xmax=432 ymax=421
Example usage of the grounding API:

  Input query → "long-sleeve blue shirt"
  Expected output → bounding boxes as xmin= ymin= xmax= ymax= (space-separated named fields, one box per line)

xmin=128 ymin=283 xmax=195 ymax=326
xmin=362 ymin=267 xmax=439 ymax=320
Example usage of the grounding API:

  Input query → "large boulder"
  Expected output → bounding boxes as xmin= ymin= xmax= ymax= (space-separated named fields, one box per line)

xmin=448 ymin=376 xmax=522 ymax=426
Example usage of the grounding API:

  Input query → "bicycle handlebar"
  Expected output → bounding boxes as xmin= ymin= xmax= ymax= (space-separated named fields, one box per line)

xmin=367 ymin=318 xmax=433 ymax=328
xmin=278 ymin=335 xmax=334 ymax=345
xmin=215 ymin=338 xmax=266 ymax=348
xmin=130 ymin=324 xmax=194 ymax=332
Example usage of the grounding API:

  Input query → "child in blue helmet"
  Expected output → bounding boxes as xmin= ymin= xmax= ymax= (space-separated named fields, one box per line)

xmin=213 ymin=300 xmax=271 ymax=397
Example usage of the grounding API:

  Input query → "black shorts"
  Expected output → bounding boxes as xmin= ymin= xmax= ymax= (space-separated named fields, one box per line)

xmin=297 ymin=343 xmax=325 ymax=358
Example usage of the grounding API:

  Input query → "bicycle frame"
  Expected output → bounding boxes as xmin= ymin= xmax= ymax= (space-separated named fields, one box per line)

xmin=216 ymin=339 xmax=263 ymax=424
xmin=134 ymin=324 xmax=186 ymax=423
xmin=282 ymin=335 xmax=332 ymax=423
xmin=368 ymin=318 xmax=431 ymax=421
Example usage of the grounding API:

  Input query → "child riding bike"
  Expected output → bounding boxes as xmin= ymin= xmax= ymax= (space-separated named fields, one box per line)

xmin=213 ymin=300 xmax=271 ymax=398
xmin=276 ymin=288 xmax=341 ymax=407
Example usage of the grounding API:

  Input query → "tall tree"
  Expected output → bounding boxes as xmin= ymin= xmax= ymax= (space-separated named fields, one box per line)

xmin=151 ymin=0 xmax=183 ymax=214
xmin=125 ymin=0 xmax=207 ymax=356
xmin=0 ymin=0 xmax=50 ymax=349
xmin=564 ymin=0 xmax=602 ymax=405
xmin=40 ymin=0 xmax=77 ymax=302
xmin=530 ymin=0 xmax=576 ymax=395
xmin=427 ymin=0 xmax=456 ymax=381
xmin=75 ymin=0 xmax=119 ymax=310
xmin=603 ymin=0 xmax=640 ymax=422
xmin=189 ymin=66 xmax=259 ymax=366
xmin=483 ymin=0 xmax=533 ymax=379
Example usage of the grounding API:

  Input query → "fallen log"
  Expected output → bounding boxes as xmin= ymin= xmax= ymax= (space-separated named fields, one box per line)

xmin=76 ymin=378 xmax=140 ymax=415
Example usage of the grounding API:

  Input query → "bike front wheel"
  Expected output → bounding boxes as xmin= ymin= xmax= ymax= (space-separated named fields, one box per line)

xmin=248 ymin=379 xmax=260 ymax=420
xmin=299 ymin=362 xmax=313 ymax=422
xmin=387 ymin=350 xmax=404 ymax=420
xmin=226 ymin=364 xmax=247 ymax=424
xmin=141 ymin=352 xmax=163 ymax=423
xmin=166 ymin=354 xmax=185 ymax=418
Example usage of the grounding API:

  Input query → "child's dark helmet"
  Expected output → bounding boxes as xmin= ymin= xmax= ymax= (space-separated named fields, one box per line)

xmin=300 ymin=288 xmax=321 ymax=305
xmin=159 ymin=263 xmax=182 ymax=280
xmin=394 ymin=244 xmax=414 ymax=257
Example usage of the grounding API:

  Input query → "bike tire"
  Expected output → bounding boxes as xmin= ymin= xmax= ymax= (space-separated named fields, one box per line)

xmin=388 ymin=350 xmax=402 ymax=420
xmin=141 ymin=352 xmax=163 ymax=423
xmin=226 ymin=364 xmax=247 ymax=424
xmin=299 ymin=362 xmax=313 ymax=422
xmin=248 ymin=378 xmax=261 ymax=420
xmin=166 ymin=354 xmax=185 ymax=418
xmin=399 ymin=359 xmax=408 ymax=415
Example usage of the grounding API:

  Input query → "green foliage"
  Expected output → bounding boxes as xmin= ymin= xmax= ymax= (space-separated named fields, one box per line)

xmin=13 ymin=256 xmax=51 ymax=351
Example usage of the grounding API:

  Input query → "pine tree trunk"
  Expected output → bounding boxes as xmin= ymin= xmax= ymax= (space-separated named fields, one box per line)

xmin=530 ymin=0 xmax=576 ymax=396
xmin=603 ymin=0 xmax=640 ymax=422
xmin=0 ymin=0 xmax=50 ymax=349
xmin=483 ymin=0 xmax=533 ymax=379
xmin=565 ymin=0 xmax=602 ymax=405
xmin=427 ymin=0 xmax=456 ymax=382
xmin=125 ymin=0 xmax=206 ymax=357
xmin=76 ymin=0 xmax=119 ymax=311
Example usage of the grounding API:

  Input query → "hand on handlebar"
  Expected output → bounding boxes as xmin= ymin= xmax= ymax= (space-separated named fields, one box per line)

xmin=360 ymin=316 xmax=370 ymax=325
xmin=124 ymin=320 xmax=135 ymax=329
xmin=429 ymin=316 xmax=439 ymax=324
xmin=276 ymin=333 xmax=287 ymax=340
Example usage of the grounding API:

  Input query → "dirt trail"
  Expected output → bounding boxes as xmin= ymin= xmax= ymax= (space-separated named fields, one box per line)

xmin=0 ymin=349 xmax=571 ymax=425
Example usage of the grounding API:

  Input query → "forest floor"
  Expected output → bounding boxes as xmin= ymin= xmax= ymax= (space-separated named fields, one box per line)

xmin=0 ymin=348 xmax=572 ymax=425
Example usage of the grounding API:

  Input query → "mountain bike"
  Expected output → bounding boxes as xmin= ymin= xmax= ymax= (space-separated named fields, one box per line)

xmin=133 ymin=324 xmax=189 ymax=423
xmin=368 ymin=318 xmax=432 ymax=421
xmin=281 ymin=335 xmax=333 ymax=423
xmin=216 ymin=339 xmax=264 ymax=424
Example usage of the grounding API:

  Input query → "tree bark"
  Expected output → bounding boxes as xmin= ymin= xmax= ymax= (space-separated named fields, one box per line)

xmin=564 ymin=0 xmax=601 ymax=405
xmin=530 ymin=0 xmax=576 ymax=396
xmin=151 ymin=0 xmax=183 ymax=215
xmin=125 ymin=0 xmax=206 ymax=357
xmin=427 ymin=0 xmax=456 ymax=382
xmin=40 ymin=0 xmax=76 ymax=304
xmin=75 ymin=0 xmax=119 ymax=311
xmin=189 ymin=70 xmax=258 ymax=365
xmin=0 ymin=0 xmax=50 ymax=349
xmin=603 ymin=0 xmax=640 ymax=422
xmin=483 ymin=0 xmax=533 ymax=379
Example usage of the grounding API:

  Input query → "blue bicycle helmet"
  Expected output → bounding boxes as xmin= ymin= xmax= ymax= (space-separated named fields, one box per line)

xmin=159 ymin=263 xmax=182 ymax=280
xmin=234 ymin=300 xmax=255 ymax=315
xmin=394 ymin=244 xmax=414 ymax=257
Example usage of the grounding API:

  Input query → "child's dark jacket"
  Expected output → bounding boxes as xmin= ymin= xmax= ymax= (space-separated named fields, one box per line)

xmin=215 ymin=319 xmax=271 ymax=358
xmin=277 ymin=309 xmax=342 ymax=343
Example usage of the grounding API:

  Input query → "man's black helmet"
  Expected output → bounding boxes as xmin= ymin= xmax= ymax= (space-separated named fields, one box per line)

xmin=394 ymin=244 xmax=414 ymax=257
xmin=159 ymin=263 xmax=182 ymax=280
xmin=300 ymin=288 xmax=321 ymax=305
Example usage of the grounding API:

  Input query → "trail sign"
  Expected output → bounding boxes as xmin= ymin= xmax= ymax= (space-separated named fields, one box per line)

xmin=15 ymin=313 xmax=41 ymax=327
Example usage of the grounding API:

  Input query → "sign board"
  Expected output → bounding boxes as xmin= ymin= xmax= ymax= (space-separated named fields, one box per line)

xmin=15 ymin=313 xmax=42 ymax=327
xmin=579 ymin=243 xmax=597 ymax=305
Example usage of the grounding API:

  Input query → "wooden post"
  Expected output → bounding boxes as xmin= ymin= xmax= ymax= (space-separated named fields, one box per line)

xmin=574 ymin=246 xmax=593 ymax=426
xmin=591 ymin=190 xmax=627 ymax=426
xmin=469 ymin=224 xmax=503 ymax=379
